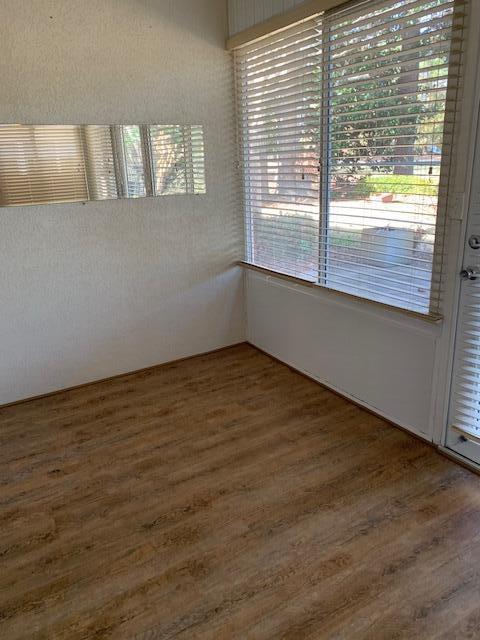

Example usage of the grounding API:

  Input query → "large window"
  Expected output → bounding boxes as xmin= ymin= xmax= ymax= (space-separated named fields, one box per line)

xmin=234 ymin=0 xmax=463 ymax=315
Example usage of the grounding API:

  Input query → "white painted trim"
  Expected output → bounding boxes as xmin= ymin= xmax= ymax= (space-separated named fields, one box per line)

xmin=438 ymin=445 xmax=480 ymax=474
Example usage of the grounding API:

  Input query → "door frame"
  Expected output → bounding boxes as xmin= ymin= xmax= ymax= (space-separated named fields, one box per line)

xmin=432 ymin=4 xmax=480 ymax=461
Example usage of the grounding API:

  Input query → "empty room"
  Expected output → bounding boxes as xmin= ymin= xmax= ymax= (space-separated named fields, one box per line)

xmin=2 ymin=0 xmax=480 ymax=637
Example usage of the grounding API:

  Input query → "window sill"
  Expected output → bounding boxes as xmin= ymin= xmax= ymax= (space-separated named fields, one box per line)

xmin=238 ymin=261 xmax=443 ymax=324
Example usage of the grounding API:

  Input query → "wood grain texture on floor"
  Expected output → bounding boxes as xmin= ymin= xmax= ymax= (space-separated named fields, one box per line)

xmin=1 ymin=343 xmax=480 ymax=639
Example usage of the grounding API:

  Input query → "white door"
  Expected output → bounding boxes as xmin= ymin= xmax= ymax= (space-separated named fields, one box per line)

xmin=446 ymin=99 xmax=480 ymax=465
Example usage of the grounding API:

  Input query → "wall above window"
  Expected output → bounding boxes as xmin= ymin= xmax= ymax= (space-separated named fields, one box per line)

xmin=0 ymin=124 xmax=206 ymax=207
xmin=228 ymin=0 xmax=307 ymax=36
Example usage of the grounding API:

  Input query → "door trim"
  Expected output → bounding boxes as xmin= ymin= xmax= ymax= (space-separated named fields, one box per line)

xmin=431 ymin=4 xmax=480 ymax=446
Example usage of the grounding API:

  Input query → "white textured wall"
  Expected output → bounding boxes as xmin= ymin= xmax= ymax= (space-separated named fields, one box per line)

xmin=0 ymin=0 xmax=244 ymax=405
xmin=228 ymin=0 xmax=306 ymax=34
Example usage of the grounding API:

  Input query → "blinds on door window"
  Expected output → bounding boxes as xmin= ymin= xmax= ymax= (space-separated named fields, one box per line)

xmin=450 ymin=270 xmax=480 ymax=439
xmin=449 ymin=108 xmax=480 ymax=441
xmin=234 ymin=0 xmax=464 ymax=316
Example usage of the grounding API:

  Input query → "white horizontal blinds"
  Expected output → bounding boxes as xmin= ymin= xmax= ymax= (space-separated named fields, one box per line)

xmin=235 ymin=18 xmax=323 ymax=281
xmin=82 ymin=125 xmax=118 ymax=200
xmin=451 ymin=283 xmax=480 ymax=437
xmin=449 ymin=113 xmax=480 ymax=441
xmin=0 ymin=124 xmax=87 ymax=206
xmin=235 ymin=0 xmax=463 ymax=314
xmin=322 ymin=0 xmax=463 ymax=314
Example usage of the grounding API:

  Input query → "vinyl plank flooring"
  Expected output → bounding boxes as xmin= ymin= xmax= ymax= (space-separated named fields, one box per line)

xmin=1 ymin=344 xmax=480 ymax=639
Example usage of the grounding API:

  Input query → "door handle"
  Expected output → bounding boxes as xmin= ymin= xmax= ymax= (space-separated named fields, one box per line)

xmin=469 ymin=235 xmax=480 ymax=250
xmin=460 ymin=267 xmax=480 ymax=280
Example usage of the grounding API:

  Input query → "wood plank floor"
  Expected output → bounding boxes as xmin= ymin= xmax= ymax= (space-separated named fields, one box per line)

xmin=2 ymin=344 xmax=480 ymax=639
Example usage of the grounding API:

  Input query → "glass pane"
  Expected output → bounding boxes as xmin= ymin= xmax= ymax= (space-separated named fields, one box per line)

xmin=323 ymin=1 xmax=454 ymax=314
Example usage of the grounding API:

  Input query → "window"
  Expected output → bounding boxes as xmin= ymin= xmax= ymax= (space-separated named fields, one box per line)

xmin=235 ymin=0 xmax=464 ymax=315
xmin=0 ymin=124 xmax=206 ymax=207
